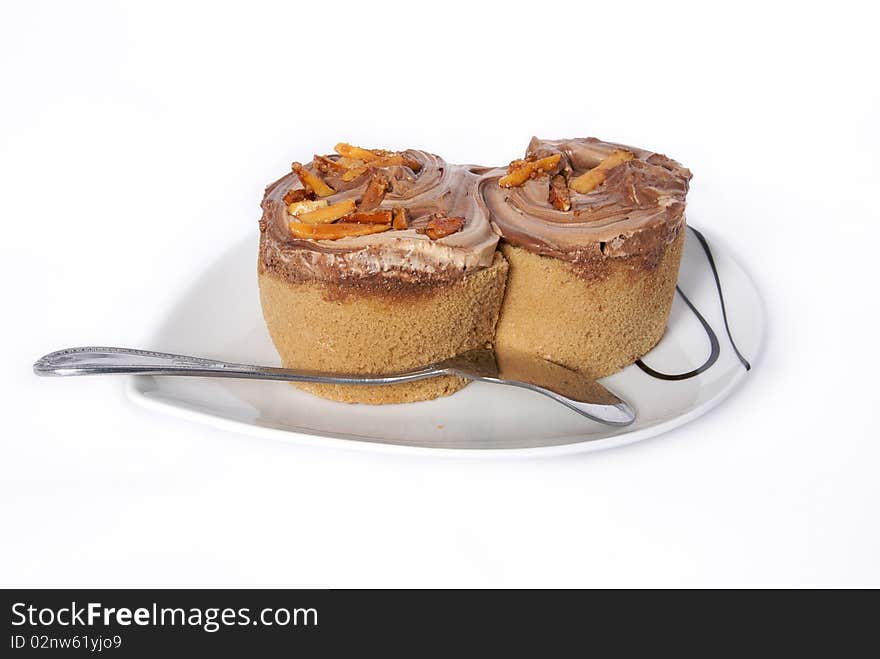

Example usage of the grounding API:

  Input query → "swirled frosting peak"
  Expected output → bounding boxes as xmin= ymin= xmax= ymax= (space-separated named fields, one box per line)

xmin=478 ymin=137 xmax=692 ymax=262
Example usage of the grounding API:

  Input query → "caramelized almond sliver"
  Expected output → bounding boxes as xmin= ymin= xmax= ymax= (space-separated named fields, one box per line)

xmin=336 ymin=156 xmax=366 ymax=169
xmin=548 ymin=174 xmax=571 ymax=211
xmin=368 ymin=153 xmax=422 ymax=171
xmin=498 ymin=154 xmax=561 ymax=188
xmin=296 ymin=198 xmax=356 ymax=224
xmin=292 ymin=162 xmax=335 ymax=197
xmin=422 ymin=215 xmax=465 ymax=240
xmin=569 ymin=150 xmax=634 ymax=194
xmin=341 ymin=165 xmax=370 ymax=182
xmin=289 ymin=221 xmax=391 ymax=240
xmin=498 ymin=159 xmax=533 ymax=188
xmin=288 ymin=199 xmax=328 ymax=217
xmin=342 ymin=154 xmax=420 ymax=181
xmin=334 ymin=142 xmax=387 ymax=162
xmin=358 ymin=172 xmax=390 ymax=210
xmin=312 ymin=154 xmax=346 ymax=175
xmin=345 ymin=210 xmax=393 ymax=225
xmin=283 ymin=188 xmax=316 ymax=205
xmin=568 ymin=169 xmax=605 ymax=195
xmin=392 ymin=207 xmax=408 ymax=230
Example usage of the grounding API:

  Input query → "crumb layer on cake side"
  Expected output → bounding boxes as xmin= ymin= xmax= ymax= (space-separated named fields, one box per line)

xmin=495 ymin=230 xmax=684 ymax=379
xmin=258 ymin=253 xmax=508 ymax=404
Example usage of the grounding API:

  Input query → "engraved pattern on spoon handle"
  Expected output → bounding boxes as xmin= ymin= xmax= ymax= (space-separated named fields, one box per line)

xmin=33 ymin=347 xmax=442 ymax=385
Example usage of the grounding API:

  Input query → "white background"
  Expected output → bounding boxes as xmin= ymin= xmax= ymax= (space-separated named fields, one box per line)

xmin=2 ymin=0 xmax=878 ymax=587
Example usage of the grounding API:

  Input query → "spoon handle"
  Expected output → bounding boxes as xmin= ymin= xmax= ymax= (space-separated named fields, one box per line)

xmin=34 ymin=346 xmax=635 ymax=426
xmin=33 ymin=346 xmax=439 ymax=385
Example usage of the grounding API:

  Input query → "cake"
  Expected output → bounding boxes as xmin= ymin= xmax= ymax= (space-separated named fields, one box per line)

xmin=478 ymin=137 xmax=692 ymax=378
xmin=259 ymin=137 xmax=693 ymax=404
xmin=258 ymin=144 xmax=507 ymax=404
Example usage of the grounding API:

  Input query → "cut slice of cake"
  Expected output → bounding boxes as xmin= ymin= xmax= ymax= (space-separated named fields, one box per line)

xmin=258 ymin=144 xmax=507 ymax=404
xmin=479 ymin=137 xmax=692 ymax=378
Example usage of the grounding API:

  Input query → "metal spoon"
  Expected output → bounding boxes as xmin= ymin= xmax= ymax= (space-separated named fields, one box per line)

xmin=33 ymin=346 xmax=636 ymax=426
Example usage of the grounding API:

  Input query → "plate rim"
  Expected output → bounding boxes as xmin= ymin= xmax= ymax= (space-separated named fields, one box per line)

xmin=125 ymin=225 xmax=763 ymax=458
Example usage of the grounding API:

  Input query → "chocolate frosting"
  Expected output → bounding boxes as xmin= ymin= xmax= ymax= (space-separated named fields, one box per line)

xmin=478 ymin=137 xmax=692 ymax=262
xmin=259 ymin=150 xmax=499 ymax=284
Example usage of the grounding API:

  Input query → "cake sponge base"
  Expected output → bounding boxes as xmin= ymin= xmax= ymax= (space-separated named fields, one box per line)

xmin=494 ymin=230 xmax=684 ymax=379
xmin=258 ymin=252 xmax=508 ymax=404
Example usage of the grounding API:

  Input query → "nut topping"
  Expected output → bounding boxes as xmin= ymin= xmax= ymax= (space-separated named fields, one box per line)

xmin=367 ymin=152 xmax=422 ymax=171
xmin=340 ymin=153 xmax=421 ymax=182
xmin=283 ymin=188 xmax=316 ymax=205
xmin=344 ymin=210 xmax=393 ymax=225
xmin=334 ymin=142 xmax=390 ymax=162
xmin=357 ymin=172 xmax=391 ymax=210
xmin=548 ymin=174 xmax=571 ymax=211
xmin=288 ymin=199 xmax=328 ymax=217
xmin=295 ymin=198 xmax=356 ymax=224
xmin=392 ymin=207 xmax=408 ymax=230
xmin=341 ymin=165 xmax=371 ymax=182
xmin=569 ymin=150 xmax=634 ymax=194
xmin=336 ymin=156 xmax=366 ymax=170
xmin=498 ymin=154 xmax=561 ymax=188
xmin=291 ymin=162 xmax=335 ymax=197
xmin=312 ymin=154 xmax=347 ymax=175
xmin=288 ymin=221 xmax=391 ymax=240
xmin=285 ymin=143 xmax=452 ymax=241
xmin=420 ymin=215 xmax=465 ymax=240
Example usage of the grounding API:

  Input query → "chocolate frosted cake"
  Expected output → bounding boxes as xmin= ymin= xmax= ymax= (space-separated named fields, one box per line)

xmin=258 ymin=144 xmax=507 ymax=404
xmin=478 ymin=137 xmax=692 ymax=378
xmin=258 ymin=137 xmax=692 ymax=404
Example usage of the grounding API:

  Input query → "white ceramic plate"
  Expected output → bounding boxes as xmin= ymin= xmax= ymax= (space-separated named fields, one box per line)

xmin=127 ymin=225 xmax=763 ymax=456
